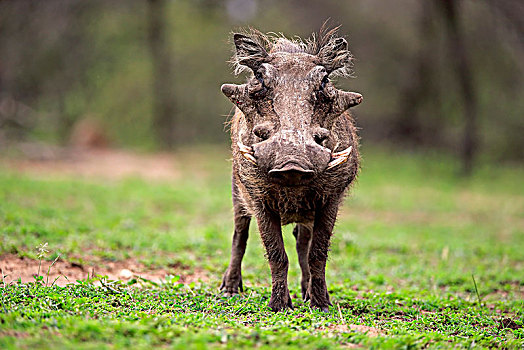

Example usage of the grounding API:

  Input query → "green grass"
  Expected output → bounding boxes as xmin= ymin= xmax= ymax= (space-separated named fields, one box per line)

xmin=1 ymin=147 xmax=523 ymax=349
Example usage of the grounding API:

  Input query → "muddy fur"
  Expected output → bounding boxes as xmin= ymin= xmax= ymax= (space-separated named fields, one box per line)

xmin=220 ymin=26 xmax=362 ymax=312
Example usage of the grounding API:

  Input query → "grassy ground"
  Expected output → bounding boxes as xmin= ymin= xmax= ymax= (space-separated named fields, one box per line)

xmin=1 ymin=146 xmax=523 ymax=349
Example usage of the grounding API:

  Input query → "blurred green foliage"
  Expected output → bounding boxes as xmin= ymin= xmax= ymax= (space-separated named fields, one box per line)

xmin=0 ymin=0 xmax=523 ymax=160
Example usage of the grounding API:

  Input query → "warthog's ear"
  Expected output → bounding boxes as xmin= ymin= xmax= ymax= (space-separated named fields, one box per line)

xmin=233 ymin=32 xmax=269 ymax=72
xmin=318 ymin=37 xmax=352 ymax=75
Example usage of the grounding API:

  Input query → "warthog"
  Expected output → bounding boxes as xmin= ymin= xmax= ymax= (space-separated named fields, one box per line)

xmin=220 ymin=26 xmax=363 ymax=312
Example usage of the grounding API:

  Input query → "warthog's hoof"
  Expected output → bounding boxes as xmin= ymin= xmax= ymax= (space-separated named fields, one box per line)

xmin=307 ymin=290 xmax=332 ymax=312
xmin=311 ymin=301 xmax=332 ymax=313
xmin=306 ymin=279 xmax=332 ymax=312
xmin=268 ymin=292 xmax=293 ymax=312
xmin=219 ymin=269 xmax=243 ymax=296
xmin=301 ymin=279 xmax=309 ymax=301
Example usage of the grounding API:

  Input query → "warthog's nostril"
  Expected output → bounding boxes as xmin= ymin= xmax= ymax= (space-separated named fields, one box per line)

xmin=268 ymin=164 xmax=314 ymax=185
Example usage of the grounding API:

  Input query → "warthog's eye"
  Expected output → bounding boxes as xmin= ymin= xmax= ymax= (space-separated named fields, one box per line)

xmin=250 ymin=72 xmax=268 ymax=99
xmin=316 ymin=75 xmax=332 ymax=103
xmin=253 ymin=123 xmax=272 ymax=141
xmin=313 ymin=128 xmax=330 ymax=145
xmin=320 ymin=75 xmax=329 ymax=90
xmin=256 ymin=72 xmax=264 ymax=86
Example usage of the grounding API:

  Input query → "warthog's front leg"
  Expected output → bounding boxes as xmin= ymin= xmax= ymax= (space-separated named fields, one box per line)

xmin=307 ymin=199 xmax=339 ymax=312
xmin=258 ymin=207 xmax=292 ymax=312
xmin=221 ymin=179 xmax=251 ymax=295
xmin=220 ymin=214 xmax=250 ymax=295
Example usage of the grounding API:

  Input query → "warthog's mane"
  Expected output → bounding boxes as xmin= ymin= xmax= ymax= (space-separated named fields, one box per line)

xmin=231 ymin=25 xmax=354 ymax=78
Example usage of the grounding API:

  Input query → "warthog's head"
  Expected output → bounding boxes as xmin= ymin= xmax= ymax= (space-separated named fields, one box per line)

xmin=222 ymin=27 xmax=362 ymax=186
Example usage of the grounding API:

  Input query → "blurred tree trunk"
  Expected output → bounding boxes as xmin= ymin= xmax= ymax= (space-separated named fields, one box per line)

xmin=436 ymin=0 xmax=478 ymax=175
xmin=148 ymin=0 xmax=176 ymax=149
xmin=392 ymin=1 xmax=440 ymax=145
xmin=488 ymin=0 xmax=524 ymax=49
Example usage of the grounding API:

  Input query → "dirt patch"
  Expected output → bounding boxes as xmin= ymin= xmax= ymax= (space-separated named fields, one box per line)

xmin=328 ymin=323 xmax=385 ymax=337
xmin=323 ymin=323 xmax=384 ymax=349
xmin=0 ymin=330 xmax=31 ymax=339
xmin=440 ymin=283 xmax=524 ymax=304
xmin=484 ymin=287 xmax=524 ymax=302
xmin=3 ymin=148 xmax=180 ymax=181
xmin=498 ymin=317 xmax=522 ymax=330
xmin=0 ymin=254 xmax=208 ymax=287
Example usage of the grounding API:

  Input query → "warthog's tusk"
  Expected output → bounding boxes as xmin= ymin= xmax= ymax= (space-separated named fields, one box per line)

xmin=327 ymin=145 xmax=352 ymax=170
xmin=242 ymin=153 xmax=257 ymax=165
xmin=237 ymin=141 xmax=257 ymax=165
xmin=237 ymin=141 xmax=253 ymax=154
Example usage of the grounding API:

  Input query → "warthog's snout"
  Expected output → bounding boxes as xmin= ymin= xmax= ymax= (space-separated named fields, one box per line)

xmin=268 ymin=163 xmax=314 ymax=186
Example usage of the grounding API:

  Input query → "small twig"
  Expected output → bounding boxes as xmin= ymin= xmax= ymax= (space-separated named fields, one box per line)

xmin=337 ymin=302 xmax=346 ymax=325
xmin=138 ymin=276 xmax=159 ymax=287
xmin=51 ymin=275 xmax=63 ymax=287
xmin=0 ymin=267 xmax=7 ymax=313
xmin=46 ymin=254 xmax=60 ymax=287
xmin=234 ymin=290 xmax=254 ymax=315
xmin=37 ymin=259 xmax=42 ymax=277
xmin=0 ymin=267 xmax=6 ymax=287
xmin=185 ymin=284 xmax=196 ymax=296
xmin=472 ymin=274 xmax=482 ymax=307
xmin=36 ymin=242 xmax=49 ymax=277
xmin=100 ymin=278 xmax=121 ymax=294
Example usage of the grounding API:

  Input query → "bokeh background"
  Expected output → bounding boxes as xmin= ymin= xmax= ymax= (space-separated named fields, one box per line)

xmin=1 ymin=0 xmax=523 ymax=174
